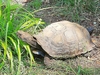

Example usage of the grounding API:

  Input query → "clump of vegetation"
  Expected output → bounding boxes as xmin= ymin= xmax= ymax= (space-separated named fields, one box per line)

xmin=0 ymin=0 xmax=44 ymax=74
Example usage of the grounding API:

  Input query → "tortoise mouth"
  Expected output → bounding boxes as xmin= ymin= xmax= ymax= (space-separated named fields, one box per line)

xmin=16 ymin=31 xmax=22 ymax=39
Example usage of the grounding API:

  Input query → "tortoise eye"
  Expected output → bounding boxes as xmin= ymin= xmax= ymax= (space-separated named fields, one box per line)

xmin=33 ymin=36 xmax=37 ymax=40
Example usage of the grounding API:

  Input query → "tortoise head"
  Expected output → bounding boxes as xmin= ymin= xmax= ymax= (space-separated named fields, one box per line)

xmin=17 ymin=30 xmax=37 ymax=48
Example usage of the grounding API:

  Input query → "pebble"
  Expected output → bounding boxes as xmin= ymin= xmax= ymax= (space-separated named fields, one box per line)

xmin=93 ymin=22 xmax=97 ymax=25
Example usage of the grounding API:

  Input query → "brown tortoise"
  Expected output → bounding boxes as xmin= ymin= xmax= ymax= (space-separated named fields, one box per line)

xmin=17 ymin=21 xmax=100 ymax=68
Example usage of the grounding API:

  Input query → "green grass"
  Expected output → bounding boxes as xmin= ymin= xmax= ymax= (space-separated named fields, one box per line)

xmin=37 ymin=0 xmax=99 ymax=23
xmin=0 ymin=0 xmax=44 ymax=74
xmin=0 ymin=0 xmax=100 ymax=75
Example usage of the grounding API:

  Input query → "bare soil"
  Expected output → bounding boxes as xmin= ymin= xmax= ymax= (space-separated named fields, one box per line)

xmin=22 ymin=1 xmax=100 ymax=75
xmin=30 ymin=1 xmax=100 ymax=68
xmin=34 ymin=10 xmax=100 ymax=74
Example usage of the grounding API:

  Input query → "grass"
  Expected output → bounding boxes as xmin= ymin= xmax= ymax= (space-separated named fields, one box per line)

xmin=38 ymin=0 xmax=99 ymax=23
xmin=0 ymin=0 xmax=43 ymax=74
xmin=0 ymin=0 xmax=100 ymax=75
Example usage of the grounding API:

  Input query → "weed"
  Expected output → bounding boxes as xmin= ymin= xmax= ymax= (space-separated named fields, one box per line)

xmin=0 ymin=0 xmax=44 ymax=74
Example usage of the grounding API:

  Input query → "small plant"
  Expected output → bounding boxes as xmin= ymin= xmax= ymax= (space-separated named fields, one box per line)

xmin=25 ymin=0 xmax=42 ymax=11
xmin=0 ymin=0 xmax=44 ymax=74
xmin=33 ymin=0 xmax=42 ymax=9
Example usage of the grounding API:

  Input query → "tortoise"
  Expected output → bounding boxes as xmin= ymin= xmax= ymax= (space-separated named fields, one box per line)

xmin=17 ymin=20 xmax=99 ymax=66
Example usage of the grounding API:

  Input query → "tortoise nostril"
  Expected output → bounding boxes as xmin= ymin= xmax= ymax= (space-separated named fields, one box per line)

xmin=17 ymin=33 xmax=22 ymax=39
xmin=18 ymin=33 xmax=22 ymax=36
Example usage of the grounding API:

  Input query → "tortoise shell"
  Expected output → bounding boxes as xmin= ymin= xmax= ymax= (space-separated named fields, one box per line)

xmin=34 ymin=21 xmax=95 ymax=58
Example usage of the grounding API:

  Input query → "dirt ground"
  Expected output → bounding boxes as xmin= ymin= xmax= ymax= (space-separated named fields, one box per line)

xmin=34 ymin=3 xmax=100 ymax=69
xmin=19 ymin=1 xmax=100 ymax=75
xmin=35 ymin=7 xmax=100 ymax=35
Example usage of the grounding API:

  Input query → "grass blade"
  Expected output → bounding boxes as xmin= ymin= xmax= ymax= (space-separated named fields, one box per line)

xmin=23 ymin=45 xmax=35 ymax=66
